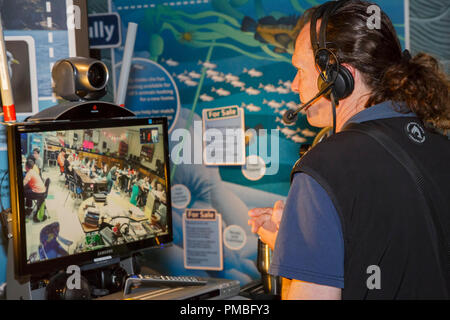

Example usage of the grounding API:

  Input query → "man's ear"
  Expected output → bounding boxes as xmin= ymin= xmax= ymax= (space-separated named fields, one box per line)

xmin=342 ymin=63 xmax=357 ymax=81
xmin=342 ymin=63 xmax=357 ymax=78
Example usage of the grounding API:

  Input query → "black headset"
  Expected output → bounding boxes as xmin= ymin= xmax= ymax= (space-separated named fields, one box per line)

xmin=283 ymin=0 xmax=355 ymax=127
xmin=310 ymin=0 xmax=354 ymax=101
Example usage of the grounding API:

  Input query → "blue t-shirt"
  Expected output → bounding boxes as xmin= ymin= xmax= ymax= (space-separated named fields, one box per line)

xmin=269 ymin=101 xmax=416 ymax=288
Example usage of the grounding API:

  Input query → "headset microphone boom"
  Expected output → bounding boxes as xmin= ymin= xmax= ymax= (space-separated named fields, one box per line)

xmin=282 ymin=82 xmax=333 ymax=124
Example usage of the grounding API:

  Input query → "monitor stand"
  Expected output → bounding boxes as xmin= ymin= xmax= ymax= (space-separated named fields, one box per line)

xmin=6 ymin=236 xmax=135 ymax=300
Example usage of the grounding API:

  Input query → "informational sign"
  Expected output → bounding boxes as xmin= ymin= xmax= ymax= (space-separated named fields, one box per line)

xmin=242 ymin=155 xmax=267 ymax=181
xmin=114 ymin=57 xmax=180 ymax=133
xmin=202 ymin=106 xmax=245 ymax=166
xmin=171 ymin=184 xmax=191 ymax=209
xmin=223 ymin=225 xmax=247 ymax=251
xmin=182 ymin=209 xmax=223 ymax=271
xmin=88 ymin=13 xmax=122 ymax=49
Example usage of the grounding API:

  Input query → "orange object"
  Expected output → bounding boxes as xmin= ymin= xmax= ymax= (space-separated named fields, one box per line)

xmin=3 ymin=103 xmax=16 ymax=122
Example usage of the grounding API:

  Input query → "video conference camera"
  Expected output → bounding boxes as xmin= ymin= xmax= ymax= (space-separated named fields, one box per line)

xmin=25 ymin=57 xmax=135 ymax=122
xmin=52 ymin=57 xmax=109 ymax=101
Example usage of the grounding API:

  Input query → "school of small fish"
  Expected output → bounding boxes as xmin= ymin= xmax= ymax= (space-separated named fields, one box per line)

xmin=163 ymin=58 xmax=315 ymax=143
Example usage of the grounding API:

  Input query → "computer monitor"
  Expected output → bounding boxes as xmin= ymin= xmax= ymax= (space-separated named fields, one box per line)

xmin=7 ymin=117 xmax=173 ymax=277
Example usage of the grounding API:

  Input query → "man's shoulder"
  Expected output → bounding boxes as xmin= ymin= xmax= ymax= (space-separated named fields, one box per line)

xmin=301 ymin=129 xmax=373 ymax=161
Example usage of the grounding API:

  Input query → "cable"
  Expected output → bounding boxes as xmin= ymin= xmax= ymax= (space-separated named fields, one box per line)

xmin=312 ymin=126 xmax=333 ymax=146
xmin=330 ymin=91 xmax=337 ymax=135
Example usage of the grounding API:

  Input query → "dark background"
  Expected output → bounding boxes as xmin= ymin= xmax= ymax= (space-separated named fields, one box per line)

xmin=5 ymin=40 xmax=32 ymax=114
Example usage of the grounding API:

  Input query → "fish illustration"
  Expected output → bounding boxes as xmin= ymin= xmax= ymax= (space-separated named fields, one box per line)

xmin=241 ymin=15 xmax=303 ymax=54
xmin=230 ymin=80 xmax=245 ymax=88
xmin=244 ymin=87 xmax=261 ymax=95
xmin=177 ymin=73 xmax=191 ymax=82
xmin=211 ymin=74 xmax=226 ymax=82
xmin=184 ymin=79 xmax=198 ymax=87
xmin=263 ymin=99 xmax=285 ymax=109
xmin=165 ymin=58 xmax=179 ymax=67
xmin=276 ymin=86 xmax=291 ymax=94
xmin=189 ymin=71 xmax=201 ymax=79
xmin=259 ymin=83 xmax=277 ymax=93
xmin=200 ymin=93 xmax=214 ymax=102
xmin=243 ymin=68 xmax=263 ymax=77
xmin=277 ymin=125 xmax=300 ymax=138
xmin=291 ymin=135 xmax=307 ymax=143
xmin=301 ymin=129 xmax=316 ymax=137
xmin=206 ymin=69 xmax=220 ymax=77
xmin=242 ymin=103 xmax=261 ymax=112
xmin=286 ymin=101 xmax=298 ymax=110
xmin=198 ymin=60 xmax=217 ymax=69
xmin=212 ymin=87 xmax=231 ymax=96
xmin=225 ymin=73 xmax=239 ymax=82
xmin=278 ymin=79 xmax=292 ymax=88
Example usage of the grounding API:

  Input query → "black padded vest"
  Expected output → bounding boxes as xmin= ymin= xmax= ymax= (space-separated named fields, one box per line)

xmin=291 ymin=117 xmax=450 ymax=299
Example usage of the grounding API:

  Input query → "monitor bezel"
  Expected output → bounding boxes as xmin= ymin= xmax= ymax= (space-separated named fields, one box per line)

xmin=8 ymin=117 xmax=173 ymax=277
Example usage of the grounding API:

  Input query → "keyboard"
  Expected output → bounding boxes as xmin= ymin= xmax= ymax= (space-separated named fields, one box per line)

xmin=124 ymin=274 xmax=207 ymax=295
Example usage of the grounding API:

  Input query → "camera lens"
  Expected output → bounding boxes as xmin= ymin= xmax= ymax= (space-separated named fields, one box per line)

xmin=88 ymin=62 xmax=107 ymax=89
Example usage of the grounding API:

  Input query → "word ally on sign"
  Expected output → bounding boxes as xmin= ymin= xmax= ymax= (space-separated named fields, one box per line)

xmin=88 ymin=13 xmax=121 ymax=48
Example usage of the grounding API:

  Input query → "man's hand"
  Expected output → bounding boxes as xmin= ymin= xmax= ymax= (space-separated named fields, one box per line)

xmin=247 ymin=200 xmax=284 ymax=250
xmin=285 ymin=280 xmax=342 ymax=300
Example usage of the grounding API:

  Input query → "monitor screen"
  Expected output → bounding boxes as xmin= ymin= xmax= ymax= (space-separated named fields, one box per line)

xmin=8 ymin=117 xmax=172 ymax=276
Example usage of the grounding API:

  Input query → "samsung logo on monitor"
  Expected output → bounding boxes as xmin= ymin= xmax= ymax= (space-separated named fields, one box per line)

xmin=96 ymin=249 xmax=113 ymax=257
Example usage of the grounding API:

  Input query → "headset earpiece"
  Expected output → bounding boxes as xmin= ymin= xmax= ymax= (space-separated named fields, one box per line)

xmin=317 ymin=64 xmax=354 ymax=101
xmin=330 ymin=64 xmax=354 ymax=100
xmin=311 ymin=0 xmax=355 ymax=103
xmin=315 ymin=49 xmax=330 ymax=71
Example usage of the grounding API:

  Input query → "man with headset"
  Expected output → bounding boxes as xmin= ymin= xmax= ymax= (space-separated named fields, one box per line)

xmin=248 ymin=0 xmax=450 ymax=299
